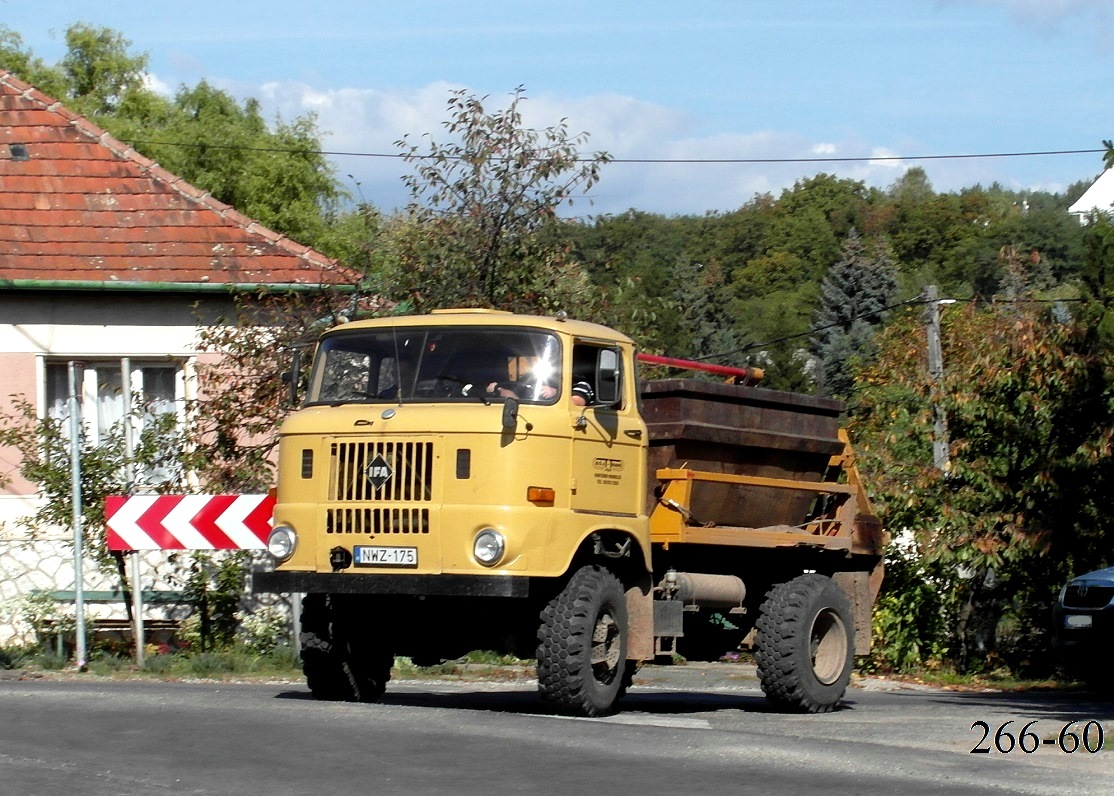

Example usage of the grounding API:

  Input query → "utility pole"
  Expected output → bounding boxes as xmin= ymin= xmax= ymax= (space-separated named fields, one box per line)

xmin=68 ymin=360 xmax=88 ymax=670
xmin=923 ymin=286 xmax=951 ymax=472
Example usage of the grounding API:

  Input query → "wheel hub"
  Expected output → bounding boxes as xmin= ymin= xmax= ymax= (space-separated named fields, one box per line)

xmin=591 ymin=612 xmax=621 ymax=677
xmin=809 ymin=607 xmax=848 ymax=685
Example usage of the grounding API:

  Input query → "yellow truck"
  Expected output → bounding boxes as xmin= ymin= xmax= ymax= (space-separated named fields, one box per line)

xmin=254 ymin=309 xmax=884 ymax=716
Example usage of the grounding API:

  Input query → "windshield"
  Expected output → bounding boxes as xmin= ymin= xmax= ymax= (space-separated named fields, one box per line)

xmin=307 ymin=326 xmax=562 ymax=405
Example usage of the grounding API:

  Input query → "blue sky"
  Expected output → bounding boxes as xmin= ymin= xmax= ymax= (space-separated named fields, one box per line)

xmin=4 ymin=1 xmax=1113 ymax=216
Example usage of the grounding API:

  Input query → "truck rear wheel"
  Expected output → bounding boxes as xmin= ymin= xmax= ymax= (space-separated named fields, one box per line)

xmin=300 ymin=593 xmax=393 ymax=703
xmin=754 ymin=574 xmax=854 ymax=713
xmin=537 ymin=565 xmax=629 ymax=717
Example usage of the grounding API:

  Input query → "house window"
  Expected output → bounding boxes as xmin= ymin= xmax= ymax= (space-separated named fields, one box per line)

xmin=45 ymin=360 xmax=184 ymax=483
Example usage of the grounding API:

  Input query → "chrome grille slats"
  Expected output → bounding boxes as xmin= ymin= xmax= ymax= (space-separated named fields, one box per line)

xmin=325 ymin=440 xmax=434 ymax=535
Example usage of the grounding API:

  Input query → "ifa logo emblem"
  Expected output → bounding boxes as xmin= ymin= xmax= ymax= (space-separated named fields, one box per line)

xmin=366 ymin=453 xmax=394 ymax=489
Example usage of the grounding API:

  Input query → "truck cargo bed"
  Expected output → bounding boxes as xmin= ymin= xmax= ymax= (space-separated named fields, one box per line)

xmin=640 ymin=379 xmax=846 ymax=529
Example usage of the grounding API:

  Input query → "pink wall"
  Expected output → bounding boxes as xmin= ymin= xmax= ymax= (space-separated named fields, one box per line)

xmin=0 ymin=352 xmax=40 ymax=495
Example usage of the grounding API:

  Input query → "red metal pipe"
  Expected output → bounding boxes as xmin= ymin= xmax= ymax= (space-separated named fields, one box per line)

xmin=636 ymin=352 xmax=764 ymax=384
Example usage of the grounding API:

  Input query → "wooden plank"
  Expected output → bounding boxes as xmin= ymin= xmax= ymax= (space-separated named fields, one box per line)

xmin=658 ymin=525 xmax=852 ymax=551
xmin=656 ymin=468 xmax=856 ymax=495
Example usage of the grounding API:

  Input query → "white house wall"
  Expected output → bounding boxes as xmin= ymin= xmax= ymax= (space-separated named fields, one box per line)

xmin=0 ymin=319 xmax=203 ymax=647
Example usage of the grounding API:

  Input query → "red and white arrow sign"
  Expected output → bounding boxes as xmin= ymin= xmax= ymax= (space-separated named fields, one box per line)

xmin=104 ymin=494 xmax=275 ymax=551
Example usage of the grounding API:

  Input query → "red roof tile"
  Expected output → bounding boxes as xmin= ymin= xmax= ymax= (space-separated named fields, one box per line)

xmin=0 ymin=71 xmax=356 ymax=288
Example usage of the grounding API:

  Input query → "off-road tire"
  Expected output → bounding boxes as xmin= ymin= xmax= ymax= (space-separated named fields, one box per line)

xmin=300 ymin=593 xmax=393 ymax=703
xmin=754 ymin=574 xmax=854 ymax=713
xmin=537 ymin=565 xmax=629 ymax=717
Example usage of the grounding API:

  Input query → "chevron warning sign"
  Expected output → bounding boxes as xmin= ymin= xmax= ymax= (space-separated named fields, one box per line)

xmin=104 ymin=494 xmax=275 ymax=551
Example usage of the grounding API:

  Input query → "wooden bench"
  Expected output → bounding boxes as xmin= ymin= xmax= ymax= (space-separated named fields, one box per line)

xmin=33 ymin=590 xmax=188 ymax=654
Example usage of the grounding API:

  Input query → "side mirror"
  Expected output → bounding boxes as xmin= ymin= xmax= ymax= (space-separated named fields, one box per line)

xmin=595 ymin=349 xmax=621 ymax=405
xmin=501 ymin=396 xmax=519 ymax=430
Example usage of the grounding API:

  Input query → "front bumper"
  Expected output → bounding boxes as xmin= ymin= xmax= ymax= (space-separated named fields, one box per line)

xmin=252 ymin=570 xmax=529 ymax=598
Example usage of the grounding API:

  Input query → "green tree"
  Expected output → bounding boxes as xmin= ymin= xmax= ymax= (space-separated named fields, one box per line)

xmin=0 ymin=391 xmax=188 ymax=645
xmin=1 ymin=23 xmax=344 ymax=254
xmin=123 ymin=82 xmax=343 ymax=248
xmin=563 ymin=210 xmax=691 ymax=350
xmin=674 ymin=258 xmax=749 ymax=369
xmin=183 ymin=291 xmax=355 ymax=492
xmin=59 ymin=23 xmax=149 ymax=116
xmin=810 ymin=228 xmax=897 ymax=398
xmin=0 ymin=398 xmax=187 ymax=573
xmin=386 ymin=86 xmax=610 ymax=312
xmin=1076 ymin=210 xmax=1114 ymax=342
xmin=0 ymin=26 xmax=67 ymax=96
xmin=850 ymin=303 xmax=1114 ymax=674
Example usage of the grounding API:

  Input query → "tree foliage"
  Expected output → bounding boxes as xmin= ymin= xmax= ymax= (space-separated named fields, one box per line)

xmin=810 ymin=228 xmax=897 ymax=398
xmin=386 ymin=86 xmax=610 ymax=312
xmin=184 ymin=291 xmax=354 ymax=492
xmin=850 ymin=301 xmax=1114 ymax=672
xmin=0 ymin=397 xmax=186 ymax=572
xmin=0 ymin=23 xmax=343 ymax=255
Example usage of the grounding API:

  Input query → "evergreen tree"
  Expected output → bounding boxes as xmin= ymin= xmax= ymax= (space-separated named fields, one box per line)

xmin=674 ymin=258 xmax=748 ymax=372
xmin=809 ymin=228 xmax=897 ymax=398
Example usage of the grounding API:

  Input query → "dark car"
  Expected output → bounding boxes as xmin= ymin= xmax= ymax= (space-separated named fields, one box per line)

xmin=1052 ymin=566 xmax=1114 ymax=686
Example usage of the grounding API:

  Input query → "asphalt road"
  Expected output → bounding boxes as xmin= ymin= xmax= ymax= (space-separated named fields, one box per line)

xmin=1 ymin=665 xmax=1111 ymax=795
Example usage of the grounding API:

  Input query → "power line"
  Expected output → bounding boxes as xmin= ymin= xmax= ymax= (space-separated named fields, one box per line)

xmin=601 ymin=148 xmax=1107 ymax=165
xmin=693 ymin=296 xmax=926 ymax=363
xmin=123 ymin=138 xmax=1107 ymax=166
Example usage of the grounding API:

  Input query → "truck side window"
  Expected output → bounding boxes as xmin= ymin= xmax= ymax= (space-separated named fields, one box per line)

xmin=596 ymin=348 xmax=621 ymax=406
xmin=572 ymin=344 xmax=622 ymax=409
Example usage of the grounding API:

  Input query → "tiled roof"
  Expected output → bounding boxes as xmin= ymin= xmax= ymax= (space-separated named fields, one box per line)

xmin=0 ymin=70 xmax=354 ymax=289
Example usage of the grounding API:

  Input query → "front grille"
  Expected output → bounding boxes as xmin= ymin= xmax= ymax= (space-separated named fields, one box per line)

xmin=327 ymin=507 xmax=430 ymax=534
xmin=1063 ymin=584 xmax=1114 ymax=609
xmin=329 ymin=441 xmax=434 ymax=502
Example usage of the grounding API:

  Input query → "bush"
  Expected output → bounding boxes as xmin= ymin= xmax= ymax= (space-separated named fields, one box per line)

xmin=867 ymin=535 xmax=954 ymax=673
xmin=236 ymin=605 xmax=288 ymax=655
xmin=0 ymin=645 xmax=33 ymax=670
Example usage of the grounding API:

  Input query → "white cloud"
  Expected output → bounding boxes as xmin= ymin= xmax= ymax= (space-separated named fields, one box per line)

xmin=943 ymin=0 xmax=1114 ymax=49
xmin=142 ymin=72 xmax=173 ymax=97
xmin=241 ymin=79 xmax=1032 ymax=216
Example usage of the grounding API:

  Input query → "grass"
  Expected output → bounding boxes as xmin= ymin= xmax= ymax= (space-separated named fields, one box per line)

xmin=54 ymin=644 xmax=305 ymax=680
xmin=5 ymin=644 xmax=530 ymax=683
xmin=856 ymin=664 xmax=1090 ymax=693
xmin=3 ymin=642 xmax=1094 ymax=695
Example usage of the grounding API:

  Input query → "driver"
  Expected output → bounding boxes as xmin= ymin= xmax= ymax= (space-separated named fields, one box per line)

xmin=486 ymin=354 xmax=557 ymax=400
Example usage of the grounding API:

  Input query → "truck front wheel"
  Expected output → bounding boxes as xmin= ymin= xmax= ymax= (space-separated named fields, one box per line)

xmin=300 ymin=593 xmax=393 ymax=703
xmin=537 ymin=565 xmax=629 ymax=717
xmin=754 ymin=574 xmax=854 ymax=713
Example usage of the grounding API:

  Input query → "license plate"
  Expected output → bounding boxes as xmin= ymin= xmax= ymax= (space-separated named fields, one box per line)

xmin=1064 ymin=614 xmax=1092 ymax=629
xmin=353 ymin=546 xmax=418 ymax=567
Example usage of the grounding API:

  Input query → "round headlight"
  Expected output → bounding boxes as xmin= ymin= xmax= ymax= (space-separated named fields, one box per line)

xmin=267 ymin=525 xmax=297 ymax=561
xmin=473 ymin=529 xmax=505 ymax=566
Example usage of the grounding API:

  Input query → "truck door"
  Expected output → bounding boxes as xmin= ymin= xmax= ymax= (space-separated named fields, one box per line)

xmin=569 ymin=344 xmax=646 ymax=518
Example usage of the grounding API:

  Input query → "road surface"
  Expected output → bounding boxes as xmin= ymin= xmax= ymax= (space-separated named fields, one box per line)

xmin=1 ymin=665 xmax=1110 ymax=794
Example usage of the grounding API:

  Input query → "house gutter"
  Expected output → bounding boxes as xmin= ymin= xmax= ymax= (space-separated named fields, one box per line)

xmin=0 ymin=279 xmax=354 ymax=293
